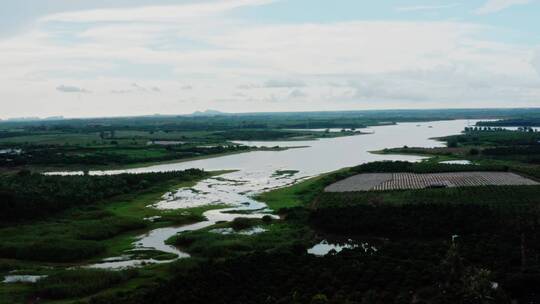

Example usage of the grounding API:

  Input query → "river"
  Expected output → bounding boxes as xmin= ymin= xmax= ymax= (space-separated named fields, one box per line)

xmin=50 ymin=120 xmax=474 ymax=268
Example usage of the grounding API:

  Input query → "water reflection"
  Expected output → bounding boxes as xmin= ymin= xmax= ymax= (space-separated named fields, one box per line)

xmin=307 ymin=240 xmax=377 ymax=256
xmin=49 ymin=120 xmax=475 ymax=268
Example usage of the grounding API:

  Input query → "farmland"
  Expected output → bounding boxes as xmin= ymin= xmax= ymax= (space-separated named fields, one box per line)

xmin=325 ymin=172 xmax=539 ymax=192
xmin=3 ymin=111 xmax=540 ymax=303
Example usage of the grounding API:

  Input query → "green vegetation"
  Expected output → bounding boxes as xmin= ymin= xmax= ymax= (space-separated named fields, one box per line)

xmin=5 ymin=110 xmax=540 ymax=303
xmin=379 ymin=127 xmax=540 ymax=173
xmin=256 ymin=174 xmax=332 ymax=211
xmin=3 ymin=108 xmax=538 ymax=171
xmin=477 ymin=117 xmax=540 ymax=127
xmin=167 ymin=218 xmax=310 ymax=259
xmin=0 ymin=169 xmax=216 ymax=265
xmin=0 ymin=169 xmax=208 ymax=222
xmin=36 ymin=269 xmax=138 ymax=299
xmin=0 ymin=169 xmax=233 ymax=303
xmin=0 ymin=144 xmax=254 ymax=169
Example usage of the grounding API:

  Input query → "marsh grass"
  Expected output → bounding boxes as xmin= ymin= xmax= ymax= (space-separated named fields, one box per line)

xmin=167 ymin=219 xmax=311 ymax=259
xmin=0 ymin=171 xmax=228 ymax=263
xmin=35 ymin=269 xmax=137 ymax=299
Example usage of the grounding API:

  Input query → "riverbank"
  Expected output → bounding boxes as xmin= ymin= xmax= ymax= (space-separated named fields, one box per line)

xmin=2 ymin=119 xmax=509 ymax=303
xmin=0 ymin=170 xmax=238 ymax=302
xmin=19 ymin=146 xmax=308 ymax=174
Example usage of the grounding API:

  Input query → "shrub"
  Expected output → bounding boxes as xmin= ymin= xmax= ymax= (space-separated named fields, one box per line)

xmin=0 ymin=238 xmax=105 ymax=262
xmin=36 ymin=269 xmax=137 ymax=299
xmin=262 ymin=215 xmax=273 ymax=223
xmin=231 ymin=217 xmax=254 ymax=231
xmin=469 ymin=148 xmax=480 ymax=156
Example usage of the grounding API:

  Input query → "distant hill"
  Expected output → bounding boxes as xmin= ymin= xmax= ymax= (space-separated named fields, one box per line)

xmin=190 ymin=109 xmax=226 ymax=117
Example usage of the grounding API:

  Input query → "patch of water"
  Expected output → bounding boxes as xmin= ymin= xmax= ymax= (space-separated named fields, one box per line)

xmin=49 ymin=120 xmax=476 ymax=268
xmin=210 ymin=226 xmax=267 ymax=235
xmin=307 ymin=240 xmax=378 ymax=256
xmin=439 ymin=160 xmax=473 ymax=165
xmin=3 ymin=275 xmax=47 ymax=283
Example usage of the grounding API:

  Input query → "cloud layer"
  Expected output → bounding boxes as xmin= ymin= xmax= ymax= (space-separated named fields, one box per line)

xmin=475 ymin=0 xmax=532 ymax=14
xmin=0 ymin=0 xmax=538 ymax=118
xmin=56 ymin=85 xmax=89 ymax=93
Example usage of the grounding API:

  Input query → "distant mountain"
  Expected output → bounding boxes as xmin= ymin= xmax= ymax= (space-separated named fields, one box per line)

xmin=190 ymin=109 xmax=226 ymax=116
xmin=6 ymin=117 xmax=41 ymax=122
xmin=44 ymin=116 xmax=65 ymax=121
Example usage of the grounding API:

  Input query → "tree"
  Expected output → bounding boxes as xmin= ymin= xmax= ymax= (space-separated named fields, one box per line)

xmin=469 ymin=148 xmax=480 ymax=156
xmin=310 ymin=294 xmax=328 ymax=304
xmin=461 ymin=268 xmax=498 ymax=304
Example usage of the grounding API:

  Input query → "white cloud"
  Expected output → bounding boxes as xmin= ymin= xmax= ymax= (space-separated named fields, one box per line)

xmin=263 ymin=79 xmax=306 ymax=88
xmin=110 ymin=89 xmax=131 ymax=94
xmin=475 ymin=0 xmax=532 ymax=14
xmin=0 ymin=2 xmax=539 ymax=117
xmin=56 ymin=85 xmax=89 ymax=93
xmin=131 ymin=83 xmax=147 ymax=91
xmin=532 ymin=51 xmax=540 ymax=76
xmin=288 ymin=89 xmax=307 ymax=98
xmin=41 ymin=0 xmax=275 ymax=23
xmin=395 ymin=4 xmax=459 ymax=12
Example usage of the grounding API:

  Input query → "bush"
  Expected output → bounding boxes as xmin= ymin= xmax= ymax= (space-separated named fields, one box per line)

xmin=75 ymin=217 xmax=147 ymax=240
xmin=311 ymin=294 xmax=329 ymax=304
xmin=36 ymin=269 xmax=137 ymax=299
xmin=469 ymin=148 xmax=480 ymax=156
xmin=0 ymin=238 xmax=105 ymax=262
xmin=0 ymin=169 xmax=208 ymax=222
xmin=231 ymin=218 xmax=254 ymax=231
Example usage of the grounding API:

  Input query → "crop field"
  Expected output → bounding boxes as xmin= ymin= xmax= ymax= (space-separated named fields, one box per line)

xmin=324 ymin=171 xmax=539 ymax=192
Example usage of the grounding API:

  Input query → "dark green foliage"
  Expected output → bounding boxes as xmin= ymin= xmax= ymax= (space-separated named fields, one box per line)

xmin=311 ymin=203 xmax=518 ymax=237
xmin=231 ymin=217 xmax=255 ymax=230
xmin=348 ymin=161 xmax=507 ymax=174
xmin=36 ymin=269 xmax=137 ymax=299
xmin=212 ymin=129 xmax=304 ymax=140
xmin=74 ymin=216 xmax=146 ymax=240
xmin=8 ymin=108 xmax=535 ymax=133
xmin=315 ymin=185 xmax=540 ymax=209
xmin=477 ymin=118 xmax=540 ymax=127
xmin=261 ymin=215 xmax=273 ymax=223
xmin=483 ymin=146 xmax=540 ymax=156
xmin=444 ymin=130 xmax=540 ymax=146
xmin=469 ymin=148 xmax=480 ymax=155
xmin=92 ymin=248 xmax=514 ymax=304
xmin=0 ymin=169 xmax=207 ymax=222
xmin=0 ymin=144 xmax=250 ymax=167
xmin=0 ymin=238 xmax=105 ymax=262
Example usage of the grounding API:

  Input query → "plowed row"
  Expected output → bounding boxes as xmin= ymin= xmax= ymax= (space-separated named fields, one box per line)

xmin=325 ymin=172 xmax=539 ymax=192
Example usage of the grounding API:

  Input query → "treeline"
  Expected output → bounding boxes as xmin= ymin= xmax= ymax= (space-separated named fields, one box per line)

xmin=303 ymin=162 xmax=540 ymax=303
xmin=465 ymin=126 xmax=537 ymax=132
xmin=311 ymin=201 xmax=538 ymax=238
xmin=441 ymin=129 xmax=540 ymax=164
xmin=0 ymin=169 xmax=208 ymax=221
xmin=268 ymin=161 xmax=511 ymax=210
xmin=444 ymin=131 xmax=540 ymax=146
xmin=89 ymin=246 xmax=518 ymax=304
xmin=348 ymin=161 xmax=507 ymax=174
xmin=5 ymin=108 xmax=540 ymax=134
xmin=212 ymin=129 xmax=305 ymax=140
xmin=0 ymin=145 xmax=250 ymax=167
xmin=482 ymin=146 xmax=540 ymax=164
xmin=477 ymin=118 xmax=540 ymax=127
xmin=483 ymin=146 xmax=540 ymax=156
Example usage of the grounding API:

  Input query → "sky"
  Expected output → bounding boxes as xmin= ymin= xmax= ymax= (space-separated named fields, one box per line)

xmin=0 ymin=0 xmax=539 ymax=118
